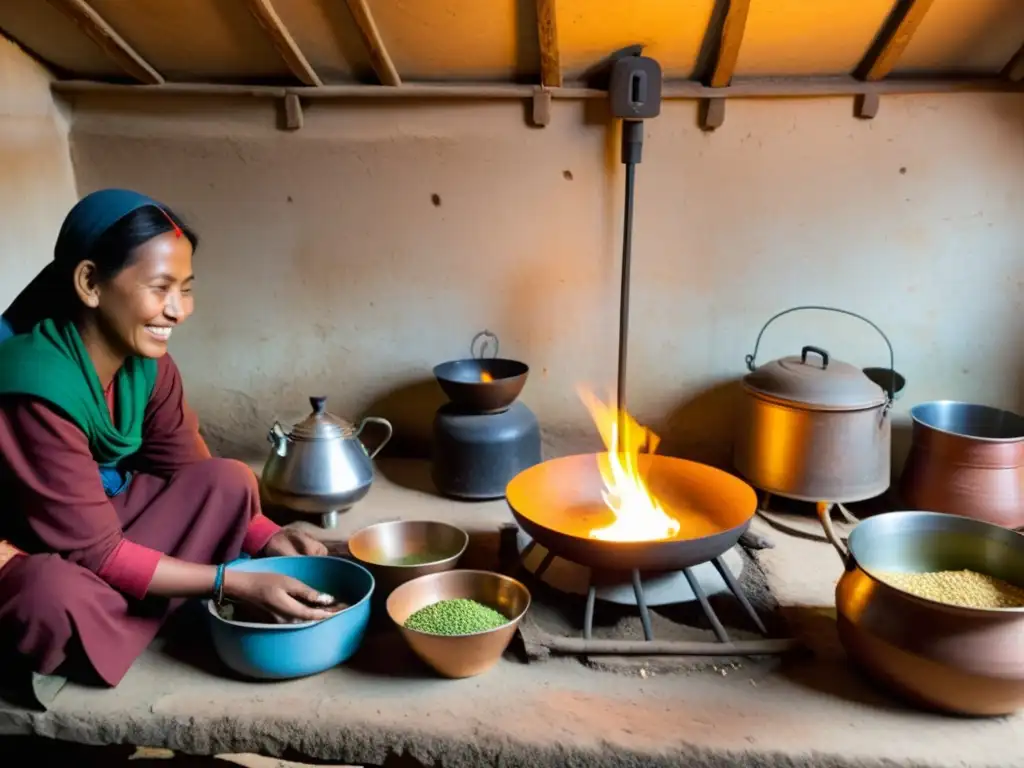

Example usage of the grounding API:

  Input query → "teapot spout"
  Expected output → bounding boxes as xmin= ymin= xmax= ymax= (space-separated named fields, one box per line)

xmin=268 ymin=423 xmax=289 ymax=457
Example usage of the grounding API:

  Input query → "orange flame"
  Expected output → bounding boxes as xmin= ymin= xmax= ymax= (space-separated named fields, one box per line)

xmin=480 ymin=371 xmax=494 ymax=383
xmin=577 ymin=387 xmax=681 ymax=542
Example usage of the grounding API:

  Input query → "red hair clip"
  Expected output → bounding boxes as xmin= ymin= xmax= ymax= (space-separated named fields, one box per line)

xmin=159 ymin=207 xmax=183 ymax=238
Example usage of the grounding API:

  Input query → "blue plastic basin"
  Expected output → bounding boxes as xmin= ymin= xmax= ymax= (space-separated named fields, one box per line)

xmin=206 ymin=555 xmax=374 ymax=680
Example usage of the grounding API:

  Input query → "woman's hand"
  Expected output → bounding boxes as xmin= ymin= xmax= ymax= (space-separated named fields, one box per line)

xmin=223 ymin=569 xmax=336 ymax=623
xmin=263 ymin=528 xmax=328 ymax=557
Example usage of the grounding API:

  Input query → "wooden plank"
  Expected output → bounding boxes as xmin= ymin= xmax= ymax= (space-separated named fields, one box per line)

xmin=858 ymin=0 xmax=936 ymax=81
xmin=283 ymin=93 xmax=303 ymax=129
xmin=699 ymin=97 xmax=726 ymax=130
xmin=343 ymin=0 xmax=401 ymax=86
xmin=536 ymin=0 xmax=562 ymax=88
xmin=45 ymin=0 xmax=163 ymax=84
xmin=854 ymin=92 xmax=880 ymax=119
xmin=244 ymin=0 xmax=322 ymax=86
xmin=1003 ymin=44 xmax=1024 ymax=81
xmin=51 ymin=76 xmax=1024 ymax=101
xmin=709 ymin=0 xmax=752 ymax=88
xmin=531 ymin=88 xmax=552 ymax=126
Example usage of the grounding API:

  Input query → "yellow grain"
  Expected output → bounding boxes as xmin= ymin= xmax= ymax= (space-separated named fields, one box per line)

xmin=875 ymin=569 xmax=1024 ymax=609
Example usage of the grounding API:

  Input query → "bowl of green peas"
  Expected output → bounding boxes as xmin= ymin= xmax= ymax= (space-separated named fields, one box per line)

xmin=386 ymin=569 xmax=531 ymax=678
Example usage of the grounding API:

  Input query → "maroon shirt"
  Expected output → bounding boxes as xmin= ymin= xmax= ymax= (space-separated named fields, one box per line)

xmin=0 ymin=355 xmax=279 ymax=597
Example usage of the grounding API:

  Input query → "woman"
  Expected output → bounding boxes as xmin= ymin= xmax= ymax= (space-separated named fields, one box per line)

xmin=0 ymin=189 xmax=335 ymax=706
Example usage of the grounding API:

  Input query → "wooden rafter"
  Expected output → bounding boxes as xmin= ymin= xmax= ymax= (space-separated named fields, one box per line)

xmin=45 ymin=0 xmax=163 ymax=84
xmin=244 ymin=0 xmax=322 ymax=86
xmin=695 ymin=0 xmax=752 ymax=130
xmin=708 ymin=0 xmax=751 ymax=88
xmin=536 ymin=0 xmax=562 ymax=88
xmin=343 ymin=0 xmax=401 ymax=86
xmin=1003 ymin=44 xmax=1024 ymax=81
xmin=858 ymin=0 xmax=935 ymax=81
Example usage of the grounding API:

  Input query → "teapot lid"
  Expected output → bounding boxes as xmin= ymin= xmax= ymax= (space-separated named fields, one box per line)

xmin=286 ymin=396 xmax=355 ymax=440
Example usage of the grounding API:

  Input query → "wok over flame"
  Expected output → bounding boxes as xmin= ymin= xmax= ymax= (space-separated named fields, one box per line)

xmin=577 ymin=387 xmax=681 ymax=542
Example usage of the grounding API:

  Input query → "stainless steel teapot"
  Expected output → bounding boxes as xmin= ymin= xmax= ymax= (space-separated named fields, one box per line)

xmin=260 ymin=396 xmax=393 ymax=528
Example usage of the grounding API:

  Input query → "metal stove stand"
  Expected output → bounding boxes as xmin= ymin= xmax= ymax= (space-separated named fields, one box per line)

xmin=506 ymin=528 xmax=800 ymax=657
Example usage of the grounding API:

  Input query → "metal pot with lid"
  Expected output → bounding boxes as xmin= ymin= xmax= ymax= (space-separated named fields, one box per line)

xmin=733 ymin=306 xmax=898 ymax=504
xmin=261 ymin=396 xmax=393 ymax=528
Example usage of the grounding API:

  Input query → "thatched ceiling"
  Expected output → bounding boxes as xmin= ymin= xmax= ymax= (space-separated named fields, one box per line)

xmin=2 ymin=0 xmax=1023 ymax=88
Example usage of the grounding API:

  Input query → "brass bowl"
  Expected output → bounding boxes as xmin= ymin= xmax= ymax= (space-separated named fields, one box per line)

xmin=386 ymin=569 xmax=531 ymax=678
xmin=347 ymin=520 xmax=469 ymax=598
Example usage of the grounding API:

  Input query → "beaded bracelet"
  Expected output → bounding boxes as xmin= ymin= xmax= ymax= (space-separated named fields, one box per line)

xmin=213 ymin=563 xmax=226 ymax=605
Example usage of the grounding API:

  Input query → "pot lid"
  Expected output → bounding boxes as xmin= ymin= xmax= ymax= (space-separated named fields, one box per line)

xmin=743 ymin=345 xmax=887 ymax=410
xmin=286 ymin=396 xmax=355 ymax=440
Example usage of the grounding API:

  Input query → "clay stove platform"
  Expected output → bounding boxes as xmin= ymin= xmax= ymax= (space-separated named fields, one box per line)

xmin=1 ymin=459 xmax=1022 ymax=768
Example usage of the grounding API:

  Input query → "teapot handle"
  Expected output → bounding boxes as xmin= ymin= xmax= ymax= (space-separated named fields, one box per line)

xmin=355 ymin=417 xmax=394 ymax=460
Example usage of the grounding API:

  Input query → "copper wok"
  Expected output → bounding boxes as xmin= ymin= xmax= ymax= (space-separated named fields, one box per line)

xmin=505 ymin=454 xmax=758 ymax=572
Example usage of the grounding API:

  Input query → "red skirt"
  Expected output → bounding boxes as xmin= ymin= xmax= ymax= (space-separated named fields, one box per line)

xmin=0 ymin=458 xmax=256 ymax=687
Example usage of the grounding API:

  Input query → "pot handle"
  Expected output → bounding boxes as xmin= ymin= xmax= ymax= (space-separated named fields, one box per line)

xmin=801 ymin=345 xmax=829 ymax=368
xmin=744 ymin=305 xmax=897 ymax=404
xmin=816 ymin=502 xmax=854 ymax=569
xmin=471 ymin=329 xmax=499 ymax=360
xmin=355 ymin=416 xmax=393 ymax=460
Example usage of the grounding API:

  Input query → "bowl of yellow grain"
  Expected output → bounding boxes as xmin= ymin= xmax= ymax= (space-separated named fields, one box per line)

xmin=817 ymin=507 xmax=1024 ymax=717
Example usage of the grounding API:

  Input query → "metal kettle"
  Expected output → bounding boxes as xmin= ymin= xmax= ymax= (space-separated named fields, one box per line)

xmin=260 ymin=396 xmax=393 ymax=528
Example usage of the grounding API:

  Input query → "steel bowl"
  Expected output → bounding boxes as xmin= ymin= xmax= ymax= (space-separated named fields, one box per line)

xmin=206 ymin=555 xmax=374 ymax=680
xmin=386 ymin=569 xmax=531 ymax=678
xmin=347 ymin=520 xmax=469 ymax=598
xmin=818 ymin=506 xmax=1024 ymax=715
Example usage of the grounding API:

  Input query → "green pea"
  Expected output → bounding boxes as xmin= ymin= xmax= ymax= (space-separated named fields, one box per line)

xmin=403 ymin=598 xmax=508 ymax=635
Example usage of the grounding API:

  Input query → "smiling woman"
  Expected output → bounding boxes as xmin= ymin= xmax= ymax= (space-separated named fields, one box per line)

xmin=0 ymin=190 xmax=332 ymax=708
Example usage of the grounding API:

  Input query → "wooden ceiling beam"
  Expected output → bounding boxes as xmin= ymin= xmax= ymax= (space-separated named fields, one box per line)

xmin=697 ymin=0 xmax=752 ymax=131
xmin=536 ymin=0 xmax=562 ymax=88
xmin=1003 ymin=44 xmax=1024 ymax=81
xmin=244 ymin=0 xmax=322 ymax=86
xmin=708 ymin=0 xmax=751 ymax=88
xmin=858 ymin=0 xmax=935 ymax=81
xmin=344 ymin=0 xmax=401 ymax=86
xmin=45 ymin=0 xmax=163 ymax=84
xmin=54 ymin=76 xmax=1022 ymax=102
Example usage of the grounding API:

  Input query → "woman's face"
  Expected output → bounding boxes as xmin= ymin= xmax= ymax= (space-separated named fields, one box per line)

xmin=90 ymin=231 xmax=195 ymax=359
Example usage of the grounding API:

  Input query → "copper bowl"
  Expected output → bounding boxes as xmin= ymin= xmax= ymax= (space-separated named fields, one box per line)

xmin=818 ymin=505 xmax=1024 ymax=715
xmin=386 ymin=569 xmax=531 ymax=678
xmin=347 ymin=520 xmax=468 ymax=598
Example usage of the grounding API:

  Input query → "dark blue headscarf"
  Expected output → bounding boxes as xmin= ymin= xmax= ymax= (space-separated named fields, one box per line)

xmin=1 ymin=188 xmax=167 ymax=340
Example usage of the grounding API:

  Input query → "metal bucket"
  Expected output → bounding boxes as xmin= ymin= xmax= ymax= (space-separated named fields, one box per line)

xmin=899 ymin=401 xmax=1024 ymax=529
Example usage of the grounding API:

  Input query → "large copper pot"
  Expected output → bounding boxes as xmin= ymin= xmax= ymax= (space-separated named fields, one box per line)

xmin=817 ymin=504 xmax=1024 ymax=716
xmin=899 ymin=401 xmax=1024 ymax=529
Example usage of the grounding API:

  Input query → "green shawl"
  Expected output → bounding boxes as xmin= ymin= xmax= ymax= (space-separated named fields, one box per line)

xmin=0 ymin=318 xmax=157 ymax=466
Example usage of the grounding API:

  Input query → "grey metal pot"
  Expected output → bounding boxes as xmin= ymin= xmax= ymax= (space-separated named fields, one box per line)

xmin=260 ymin=396 xmax=393 ymax=528
xmin=733 ymin=306 xmax=897 ymax=504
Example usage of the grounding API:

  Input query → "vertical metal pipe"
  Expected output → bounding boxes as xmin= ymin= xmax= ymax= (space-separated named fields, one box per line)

xmin=616 ymin=160 xmax=636 ymax=451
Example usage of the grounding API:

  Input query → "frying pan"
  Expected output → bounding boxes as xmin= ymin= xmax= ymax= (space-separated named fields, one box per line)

xmin=506 ymin=453 xmax=757 ymax=572
xmin=433 ymin=358 xmax=529 ymax=413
